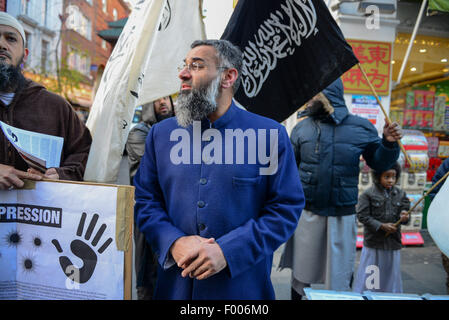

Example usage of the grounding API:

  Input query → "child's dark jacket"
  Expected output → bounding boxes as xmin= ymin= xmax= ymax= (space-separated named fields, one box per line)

xmin=357 ymin=184 xmax=410 ymax=250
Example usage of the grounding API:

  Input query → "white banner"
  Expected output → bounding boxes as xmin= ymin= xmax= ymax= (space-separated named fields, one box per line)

xmin=0 ymin=182 xmax=125 ymax=300
xmin=84 ymin=0 xmax=206 ymax=183
xmin=135 ymin=0 xmax=206 ymax=106
xmin=427 ymin=176 xmax=449 ymax=258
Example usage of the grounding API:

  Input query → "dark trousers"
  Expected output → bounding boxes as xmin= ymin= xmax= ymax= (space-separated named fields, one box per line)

xmin=442 ymin=252 xmax=449 ymax=295
xmin=291 ymin=287 xmax=303 ymax=300
xmin=134 ymin=222 xmax=158 ymax=300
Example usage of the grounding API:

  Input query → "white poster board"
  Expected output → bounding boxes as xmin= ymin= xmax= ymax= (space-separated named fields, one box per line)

xmin=0 ymin=181 xmax=133 ymax=300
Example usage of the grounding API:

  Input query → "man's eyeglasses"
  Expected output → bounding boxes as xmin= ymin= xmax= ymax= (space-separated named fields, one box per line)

xmin=178 ymin=61 xmax=229 ymax=73
xmin=178 ymin=61 xmax=205 ymax=72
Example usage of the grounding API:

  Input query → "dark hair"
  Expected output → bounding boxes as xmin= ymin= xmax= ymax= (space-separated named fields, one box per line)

xmin=371 ymin=162 xmax=402 ymax=185
xmin=190 ymin=39 xmax=242 ymax=94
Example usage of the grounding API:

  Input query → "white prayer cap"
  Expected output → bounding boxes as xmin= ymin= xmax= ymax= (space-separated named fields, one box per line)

xmin=0 ymin=12 xmax=26 ymax=45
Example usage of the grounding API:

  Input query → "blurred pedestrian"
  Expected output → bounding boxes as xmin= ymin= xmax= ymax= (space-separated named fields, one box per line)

xmin=126 ymin=96 xmax=174 ymax=300
xmin=127 ymin=97 xmax=174 ymax=183
xmin=279 ymin=78 xmax=403 ymax=300
xmin=353 ymin=162 xmax=410 ymax=293
xmin=0 ymin=12 xmax=91 ymax=190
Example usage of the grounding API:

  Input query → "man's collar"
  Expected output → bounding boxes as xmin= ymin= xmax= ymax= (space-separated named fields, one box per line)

xmin=209 ymin=100 xmax=237 ymax=129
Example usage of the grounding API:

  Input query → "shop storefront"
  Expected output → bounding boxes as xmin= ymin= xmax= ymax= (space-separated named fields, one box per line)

xmin=390 ymin=33 xmax=449 ymax=183
xmin=389 ymin=30 xmax=449 ymax=231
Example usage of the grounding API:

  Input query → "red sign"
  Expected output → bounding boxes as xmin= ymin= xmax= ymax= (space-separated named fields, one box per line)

xmin=342 ymin=40 xmax=392 ymax=96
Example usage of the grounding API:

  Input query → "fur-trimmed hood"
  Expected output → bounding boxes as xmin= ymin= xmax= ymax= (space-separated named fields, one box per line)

xmin=298 ymin=78 xmax=349 ymax=125
xmin=321 ymin=77 xmax=349 ymax=125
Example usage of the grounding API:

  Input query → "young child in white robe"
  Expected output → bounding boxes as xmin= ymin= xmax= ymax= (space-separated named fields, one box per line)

xmin=353 ymin=162 xmax=410 ymax=293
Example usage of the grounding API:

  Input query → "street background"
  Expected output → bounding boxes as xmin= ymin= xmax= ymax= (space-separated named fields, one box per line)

xmin=271 ymin=230 xmax=448 ymax=299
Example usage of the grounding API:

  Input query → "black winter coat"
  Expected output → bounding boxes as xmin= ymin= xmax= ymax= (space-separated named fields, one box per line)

xmin=290 ymin=78 xmax=400 ymax=216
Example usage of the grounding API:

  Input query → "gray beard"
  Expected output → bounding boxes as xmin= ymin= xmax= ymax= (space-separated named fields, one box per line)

xmin=175 ymin=74 xmax=221 ymax=128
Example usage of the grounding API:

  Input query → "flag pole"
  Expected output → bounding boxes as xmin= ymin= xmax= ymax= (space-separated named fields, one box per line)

xmin=395 ymin=0 xmax=427 ymax=86
xmin=385 ymin=170 xmax=449 ymax=237
xmin=357 ymin=63 xmax=413 ymax=166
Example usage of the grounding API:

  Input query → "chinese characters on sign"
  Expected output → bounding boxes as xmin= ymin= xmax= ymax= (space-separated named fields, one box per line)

xmin=342 ymin=40 xmax=391 ymax=96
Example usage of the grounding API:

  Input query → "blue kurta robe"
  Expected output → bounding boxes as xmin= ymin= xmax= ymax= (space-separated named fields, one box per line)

xmin=134 ymin=101 xmax=304 ymax=299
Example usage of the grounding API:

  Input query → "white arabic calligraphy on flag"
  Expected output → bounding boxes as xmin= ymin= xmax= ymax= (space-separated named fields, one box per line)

xmin=242 ymin=0 xmax=318 ymax=97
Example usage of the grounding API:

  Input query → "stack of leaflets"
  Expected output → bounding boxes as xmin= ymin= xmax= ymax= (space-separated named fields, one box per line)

xmin=0 ymin=121 xmax=63 ymax=173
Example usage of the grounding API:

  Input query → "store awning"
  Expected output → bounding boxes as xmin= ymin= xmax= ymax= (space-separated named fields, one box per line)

xmin=98 ymin=28 xmax=123 ymax=42
xmin=97 ymin=17 xmax=128 ymax=45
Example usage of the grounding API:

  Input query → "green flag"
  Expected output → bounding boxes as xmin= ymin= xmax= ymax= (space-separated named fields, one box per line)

xmin=428 ymin=0 xmax=449 ymax=14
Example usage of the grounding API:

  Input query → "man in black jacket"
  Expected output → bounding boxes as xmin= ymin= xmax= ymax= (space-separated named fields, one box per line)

xmin=279 ymin=78 xmax=403 ymax=299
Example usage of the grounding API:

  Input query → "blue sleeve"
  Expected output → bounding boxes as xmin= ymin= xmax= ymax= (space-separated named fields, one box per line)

xmin=362 ymin=124 xmax=400 ymax=172
xmin=215 ymin=126 xmax=305 ymax=278
xmin=133 ymin=125 xmax=186 ymax=269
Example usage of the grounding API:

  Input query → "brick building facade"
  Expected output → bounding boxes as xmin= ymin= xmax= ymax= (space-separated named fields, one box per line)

xmin=61 ymin=0 xmax=130 ymax=108
xmin=0 ymin=0 xmax=5 ymax=12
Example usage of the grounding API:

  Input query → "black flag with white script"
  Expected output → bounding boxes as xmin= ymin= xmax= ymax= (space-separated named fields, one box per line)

xmin=221 ymin=0 xmax=359 ymax=122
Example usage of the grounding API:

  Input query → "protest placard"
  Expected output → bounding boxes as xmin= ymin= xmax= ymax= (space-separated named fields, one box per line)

xmin=0 ymin=180 xmax=134 ymax=300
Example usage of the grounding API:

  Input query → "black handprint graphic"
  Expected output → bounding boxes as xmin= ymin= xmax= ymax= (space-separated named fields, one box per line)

xmin=52 ymin=212 xmax=113 ymax=284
